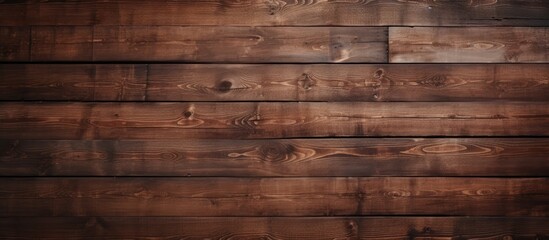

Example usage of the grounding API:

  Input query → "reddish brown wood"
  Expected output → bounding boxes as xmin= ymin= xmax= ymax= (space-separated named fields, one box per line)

xmin=390 ymin=27 xmax=549 ymax=63
xmin=0 ymin=102 xmax=547 ymax=139
xmin=0 ymin=217 xmax=547 ymax=239
xmin=1 ymin=138 xmax=547 ymax=177
xmin=0 ymin=64 xmax=147 ymax=101
xmin=4 ymin=63 xmax=549 ymax=101
xmin=0 ymin=177 xmax=546 ymax=217
xmin=2 ymin=1 xmax=549 ymax=26
xmin=0 ymin=27 xmax=30 ymax=61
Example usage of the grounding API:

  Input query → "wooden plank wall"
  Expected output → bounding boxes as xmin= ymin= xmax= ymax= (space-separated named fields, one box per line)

xmin=1 ymin=1 xmax=548 ymax=239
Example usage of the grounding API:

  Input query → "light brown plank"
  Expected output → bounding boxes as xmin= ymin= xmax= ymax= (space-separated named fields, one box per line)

xmin=0 ymin=64 xmax=147 ymax=101
xmin=0 ymin=27 xmax=30 ymax=61
xmin=2 ymin=1 xmax=549 ymax=26
xmin=389 ymin=27 xmax=549 ymax=63
xmin=0 ymin=178 xmax=547 ymax=216
xmin=0 ymin=102 xmax=547 ymax=139
xmin=91 ymin=26 xmax=387 ymax=62
xmin=0 ymin=217 xmax=548 ymax=239
xmin=4 ymin=64 xmax=549 ymax=101
xmin=1 ymin=138 xmax=548 ymax=177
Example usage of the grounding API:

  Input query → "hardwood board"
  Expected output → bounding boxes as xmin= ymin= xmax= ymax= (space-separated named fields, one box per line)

xmin=0 ymin=27 xmax=30 ymax=61
xmin=0 ymin=102 xmax=547 ymax=139
xmin=389 ymin=27 xmax=549 ymax=63
xmin=30 ymin=26 xmax=93 ymax=61
xmin=5 ymin=63 xmax=549 ymax=101
xmin=0 ymin=217 xmax=548 ymax=239
xmin=4 ymin=63 xmax=549 ymax=101
xmin=91 ymin=26 xmax=387 ymax=62
xmin=0 ymin=64 xmax=148 ymax=101
xmin=0 ymin=177 xmax=547 ymax=216
xmin=1 ymin=138 xmax=548 ymax=176
xmin=1 ymin=1 xmax=549 ymax=26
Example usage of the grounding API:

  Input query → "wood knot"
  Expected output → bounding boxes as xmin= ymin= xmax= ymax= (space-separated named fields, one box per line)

xmin=298 ymin=73 xmax=315 ymax=90
xmin=266 ymin=0 xmax=285 ymax=15
xmin=217 ymin=80 xmax=232 ymax=93
xmin=258 ymin=143 xmax=295 ymax=163
xmin=373 ymin=69 xmax=384 ymax=79
xmin=421 ymin=74 xmax=447 ymax=87
xmin=183 ymin=111 xmax=193 ymax=118
xmin=422 ymin=226 xmax=432 ymax=234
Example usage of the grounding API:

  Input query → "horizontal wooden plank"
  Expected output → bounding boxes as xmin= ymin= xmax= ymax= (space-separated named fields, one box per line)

xmin=0 ymin=217 xmax=547 ymax=239
xmin=0 ymin=177 xmax=547 ymax=216
xmin=3 ymin=63 xmax=549 ymax=101
xmin=30 ymin=26 xmax=93 ymax=61
xmin=0 ymin=102 xmax=547 ymax=139
xmin=389 ymin=27 xmax=549 ymax=63
xmin=0 ymin=64 xmax=148 ymax=101
xmin=2 ymin=1 xmax=549 ymax=26
xmin=1 ymin=138 xmax=548 ymax=177
xmin=23 ymin=26 xmax=387 ymax=62
xmin=0 ymin=27 xmax=30 ymax=61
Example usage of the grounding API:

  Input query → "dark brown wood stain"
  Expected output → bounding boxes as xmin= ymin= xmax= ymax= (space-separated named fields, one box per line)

xmin=0 ymin=1 xmax=548 ymax=239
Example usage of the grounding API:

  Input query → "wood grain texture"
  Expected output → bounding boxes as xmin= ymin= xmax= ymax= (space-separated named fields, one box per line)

xmin=0 ymin=217 xmax=547 ymax=239
xmin=30 ymin=26 xmax=93 ymax=61
xmin=0 ymin=27 xmax=30 ymax=61
xmin=0 ymin=177 xmax=547 ymax=217
xmin=1 ymin=138 xmax=548 ymax=177
xmin=390 ymin=27 xmax=549 ymax=63
xmin=4 ymin=63 xmax=549 ymax=101
xmin=144 ymin=64 xmax=549 ymax=101
xmin=0 ymin=64 xmax=147 ymax=101
xmin=1 ymin=102 xmax=547 ymax=139
xmin=92 ymin=26 xmax=387 ymax=62
xmin=2 ymin=0 xmax=549 ymax=26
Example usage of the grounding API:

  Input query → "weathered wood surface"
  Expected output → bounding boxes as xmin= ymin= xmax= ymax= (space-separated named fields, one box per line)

xmin=1 ymin=102 xmax=547 ymax=139
xmin=4 ymin=64 xmax=549 ymax=101
xmin=1 ymin=177 xmax=547 ymax=217
xmin=0 ymin=217 xmax=547 ymax=239
xmin=390 ymin=27 xmax=549 ymax=63
xmin=0 ymin=64 xmax=148 ymax=101
xmin=1 ymin=138 xmax=548 ymax=177
xmin=23 ymin=26 xmax=385 ymax=62
xmin=2 ymin=0 xmax=549 ymax=26
xmin=0 ymin=27 xmax=30 ymax=61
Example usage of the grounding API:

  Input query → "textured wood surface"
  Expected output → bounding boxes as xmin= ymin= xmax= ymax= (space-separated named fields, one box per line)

xmin=1 ymin=102 xmax=547 ymax=139
xmin=3 ymin=64 xmax=549 ymax=101
xmin=0 ymin=27 xmax=30 ymax=61
xmin=390 ymin=27 xmax=549 ymax=63
xmin=2 ymin=0 xmax=549 ymax=237
xmin=1 ymin=138 xmax=548 ymax=177
xmin=0 ymin=64 xmax=148 ymax=101
xmin=25 ymin=26 xmax=386 ymax=62
xmin=0 ymin=217 xmax=547 ymax=239
xmin=1 ymin=177 xmax=547 ymax=216
xmin=2 ymin=0 xmax=549 ymax=26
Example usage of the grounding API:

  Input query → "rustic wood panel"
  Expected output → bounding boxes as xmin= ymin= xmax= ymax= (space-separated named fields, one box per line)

xmin=1 ymin=138 xmax=548 ymax=177
xmin=4 ymin=63 xmax=549 ymax=101
xmin=0 ymin=217 xmax=547 ymax=239
xmin=91 ymin=26 xmax=387 ymax=62
xmin=0 ymin=64 xmax=147 ymax=101
xmin=389 ymin=27 xmax=549 ymax=63
xmin=30 ymin=26 xmax=93 ymax=61
xmin=1 ymin=102 xmax=547 ymax=139
xmin=0 ymin=177 xmax=547 ymax=216
xmin=0 ymin=27 xmax=30 ymax=61
xmin=2 ymin=1 xmax=549 ymax=26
